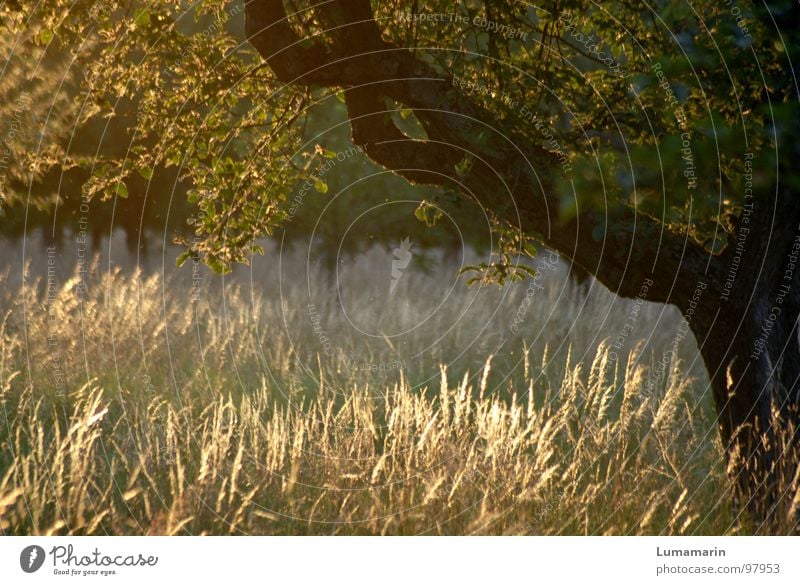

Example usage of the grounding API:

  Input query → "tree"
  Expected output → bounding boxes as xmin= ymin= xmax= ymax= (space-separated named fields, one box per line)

xmin=3 ymin=0 xmax=798 ymax=526
xmin=248 ymin=0 xmax=800 ymax=527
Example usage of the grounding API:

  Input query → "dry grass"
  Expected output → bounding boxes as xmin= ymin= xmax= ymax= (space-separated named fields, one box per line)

xmin=0 ymin=250 xmax=768 ymax=535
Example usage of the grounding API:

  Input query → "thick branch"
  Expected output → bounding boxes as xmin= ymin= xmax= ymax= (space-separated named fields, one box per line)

xmin=245 ymin=0 xmax=726 ymax=309
xmin=344 ymin=85 xmax=463 ymax=184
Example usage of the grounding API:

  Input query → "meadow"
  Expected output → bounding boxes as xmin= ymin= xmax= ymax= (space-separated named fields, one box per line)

xmin=0 ymin=241 xmax=766 ymax=535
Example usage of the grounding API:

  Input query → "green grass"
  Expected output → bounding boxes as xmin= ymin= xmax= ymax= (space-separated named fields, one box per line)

xmin=0 ymin=247 xmax=775 ymax=534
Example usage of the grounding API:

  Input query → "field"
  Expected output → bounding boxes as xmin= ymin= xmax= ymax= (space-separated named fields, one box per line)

xmin=0 ymin=243 xmax=759 ymax=535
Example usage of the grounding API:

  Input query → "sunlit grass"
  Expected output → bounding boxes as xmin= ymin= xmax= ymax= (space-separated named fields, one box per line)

xmin=0 ymin=249 xmax=768 ymax=534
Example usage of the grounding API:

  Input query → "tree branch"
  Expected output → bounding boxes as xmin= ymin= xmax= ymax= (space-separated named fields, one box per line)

xmin=244 ymin=0 xmax=726 ymax=309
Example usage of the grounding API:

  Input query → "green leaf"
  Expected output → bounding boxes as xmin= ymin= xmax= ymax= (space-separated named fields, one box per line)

xmin=116 ymin=181 xmax=129 ymax=198
xmin=415 ymin=201 xmax=443 ymax=227
xmin=206 ymin=255 xmax=230 ymax=274
xmin=454 ymin=154 xmax=474 ymax=177
xmin=320 ymin=148 xmax=337 ymax=159
xmin=523 ymin=242 xmax=537 ymax=258
xmin=38 ymin=29 xmax=54 ymax=45
xmin=176 ymin=251 xmax=192 ymax=267
xmin=134 ymin=9 xmax=151 ymax=29
xmin=314 ymin=178 xmax=328 ymax=193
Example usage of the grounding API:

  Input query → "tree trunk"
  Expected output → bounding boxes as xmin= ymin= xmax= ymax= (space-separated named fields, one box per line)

xmin=686 ymin=194 xmax=800 ymax=530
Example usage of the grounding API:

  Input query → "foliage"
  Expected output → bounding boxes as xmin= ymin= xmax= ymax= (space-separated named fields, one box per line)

xmin=2 ymin=1 xmax=793 ymax=271
xmin=459 ymin=223 xmax=538 ymax=285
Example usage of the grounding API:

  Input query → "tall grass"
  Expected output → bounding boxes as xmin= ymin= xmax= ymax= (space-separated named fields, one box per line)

xmin=0 ymin=244 xmax=770 ymax=534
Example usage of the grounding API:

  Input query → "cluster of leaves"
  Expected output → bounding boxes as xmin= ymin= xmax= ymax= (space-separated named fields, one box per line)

xmin=376 ymin=0 xmax=784 ymax=250
xmin=0 ymin=2 xmax=88 ymax=210
xmin=458 ymin=221 xmax=538 ymax=286
xmin=3 ymin=0 xmax=314 ymax=270
xmin=77 ymin=1 xmax=312 ymax=269
xmin=3 ymin=0 xmax=794 ymax=273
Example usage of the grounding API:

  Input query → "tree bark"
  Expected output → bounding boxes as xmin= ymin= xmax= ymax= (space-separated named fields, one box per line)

xmin=687 ymin=189 xmax=800 ymax=529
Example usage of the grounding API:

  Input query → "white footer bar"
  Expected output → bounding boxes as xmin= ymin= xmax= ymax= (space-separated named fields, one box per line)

xmin=1 ymin=537 xmax=797 ymax=584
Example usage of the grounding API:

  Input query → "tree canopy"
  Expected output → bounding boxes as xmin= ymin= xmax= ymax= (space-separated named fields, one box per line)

xmin=3 ymin=0 xmax=794 ymax=277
